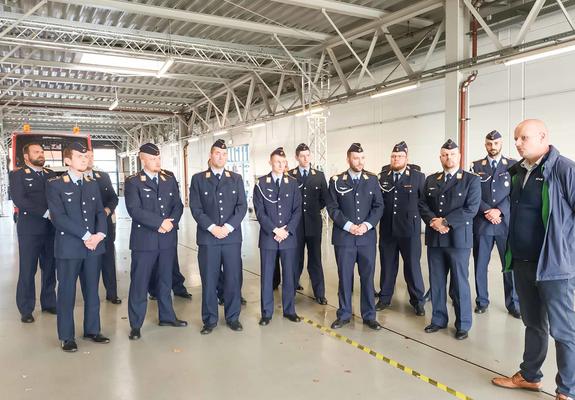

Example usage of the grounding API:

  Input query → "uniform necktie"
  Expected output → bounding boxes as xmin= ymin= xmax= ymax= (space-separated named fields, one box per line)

xmin=491 ymin=160 xmax=497 ymax=171
xmin=76 ymin=179 xmax=82 ymax=187
xmin=36 ymin=170 xmax=43 ymax=178
xmin=303 ymin=169 xmax=308 ymax=178
xmin=446 ymin=173 xmax=452 ymax=182
xmin=152 ymin=176 xmax=158 ymax=187
xmin=275 ymin=178 xmax=280 ymax=188
xmin=394 ymin=172 xmax=399 ymax=183
xmin=216 ymin=173 xmax=221 ymax=180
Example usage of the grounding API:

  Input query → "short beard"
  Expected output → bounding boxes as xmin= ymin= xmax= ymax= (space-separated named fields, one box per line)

xmin=488 ymin=149 xmax=500 ymax=157
xmin=29 ymin=157 xmax=45 ymax=167
xmin=350 ymin=165 xmax=363 ymax=173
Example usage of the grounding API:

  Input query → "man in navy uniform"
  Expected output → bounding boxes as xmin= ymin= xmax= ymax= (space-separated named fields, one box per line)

xmin=492 ymin=120 xmax=575 ymax=400
xmin=253 ymin=147 xmax=302 ymax=326
xmin=289 ymin=143 xmax=329 ymax=305
xmin=470 ymin=130 xmax=520 ymax=318
xmin=149 ymin=168 xmax=192 ymax=302
xmin=190 ymin=139 xmax=247 ymax=334
xmin=376 ymin=141 xmax=426 ymax=316
xmin=125 ymin=143 xmax=187 ymax=340
xmin=9 ymin=142 xmax=57 ymax=323
xmin=327 ymin=143 xmax=384 ymax=331
xmin=419 ymin=139 xmax=480 ymax=340
xmin=46 ymin=142 xmax=110 ymax=352
xmin=85 ymin=150 xmax=121 ymax=305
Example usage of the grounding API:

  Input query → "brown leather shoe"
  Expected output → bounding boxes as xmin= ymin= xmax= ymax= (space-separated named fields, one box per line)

xmin=491 ymin=372 xmax=542 ymax=391
xmin=556 ymin=393 xmax=575 ymax=400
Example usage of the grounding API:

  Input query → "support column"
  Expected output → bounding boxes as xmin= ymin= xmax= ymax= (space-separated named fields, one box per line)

xmin=444 ymin=0 xmax=468 ymax=143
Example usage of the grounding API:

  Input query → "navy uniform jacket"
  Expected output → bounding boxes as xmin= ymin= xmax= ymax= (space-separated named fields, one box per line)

xmin=92 ymin=170 xmax=119 ymax=214
xmin=189 ymin=169 xmax=247 ymax=246
xmin=253 ymin=172 xmax=302 ymax=250
xmin=327 ymin=171 xmax=384 ymax=247
xmin=378 ymin=166 xmax=425 ymax=238
xmin=419 ymin=169 xmax=481 ymax=248
xmin=381 ymin=163 xmax=421 ymax=173
xmin=289 ymin=167 xmax=329 ymax=237
xmin=470 ymin=156 xmax=516 ymax=236
xmin=9 ymin=166 xmax=56 ymax=236
xmin=124 ymin=170 xmax=183 ymax=251
xmin=46 ymin=174 xmax=107 ymax=259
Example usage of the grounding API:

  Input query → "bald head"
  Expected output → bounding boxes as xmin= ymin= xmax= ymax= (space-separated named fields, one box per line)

xmin=514 ymin=119 xmax=550 ymax=162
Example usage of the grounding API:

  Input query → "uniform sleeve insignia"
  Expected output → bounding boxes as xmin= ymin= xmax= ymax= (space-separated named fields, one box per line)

xmin=24 ymin=168 xmax=31 ymax=174
xmin=311 ymin=169 xmax=316 ymax=176
xmin=481 ymin=160 xmax=487 ymax=166
xmin=502 ymin=158 xmax=508 ymax=165
xmin=225 ymin=171 xmax=231 ymax=178
xmin=206 ymin=172 xmax=211 ymax=178
xmin=62 ymin=175 xmax=70 ymax=183
xmin=160 ymin=175 xmax=166 ymax=181
xmin=95 ymin=172 xmax=101 ymax=178
xmin=140 ymin=175 xmax=146 ymax=182
xmin=266 ymin=176 xmax=271 ymax=183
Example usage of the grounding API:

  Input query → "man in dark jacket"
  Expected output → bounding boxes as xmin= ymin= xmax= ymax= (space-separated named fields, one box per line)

xmin=492 ymin=119 xmax=575 ymax=400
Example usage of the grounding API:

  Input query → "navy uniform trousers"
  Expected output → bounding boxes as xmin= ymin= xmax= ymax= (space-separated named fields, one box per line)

xmin=513 ymin=261 xmax=575 ymax=397
xmin=201 ymin=244 xmax=242 ymax=325
xmin=261 ymin=248 xmax=296 ymax=318
xmin=473 ymin=234 xmax=519 ymax=311
xmin=17 ymin=232 xmax=56 ymax=315
xmin=57 ymin=256 xmax=102 ymax=340
xmin=128 ymin=249 xmax=177 ymax=328
xmin=101 ymin=215 xmax=118 ymax=300
xmin=379 ymin=234 xmax=425 ymax=307
xmin=148 ymin=252 xmax=187 ymax=297
xmin=335 ymin=245 xmax=376 ymax=321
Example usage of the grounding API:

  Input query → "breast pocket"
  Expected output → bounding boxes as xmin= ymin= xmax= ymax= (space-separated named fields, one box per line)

xmin=139 ymin=188 xmax=156 ymax=208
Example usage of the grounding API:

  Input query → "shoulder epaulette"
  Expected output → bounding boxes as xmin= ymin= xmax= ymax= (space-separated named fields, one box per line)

xmin=47 ymin=175 xmax=62 ymax=182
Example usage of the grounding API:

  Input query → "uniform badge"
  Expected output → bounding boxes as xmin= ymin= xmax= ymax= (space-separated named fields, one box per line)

xmin=502 ymin=159 xmax=508 ymax=166
xmin=504 ymin=181 xmax=510 ymax=187
xmin=24 ymin=168 xmax=31 ymax=174
xmin=160 ymin=175 xmax=166 ymax=181
xmin=266 ymin=177 xmax=271 ymax=183
xmin=225 ymin=171 xmax=230 ymax=178
xmin=457 ymin=173 xmax=463 ymax=179
xmin=291 ymin=169 xmax=297 ymax=175
xmin=140 ymin=175 xmax=146 ymax=182
xmin=63 ymin=175 xmax=70 ymax=183
xmin=284 ymin=177 xmax=289 ymax=184
xmin=481 ymin=160 xmax=487 ymax=166
xmin=311 ymin=169 xmax=316 ymax=176
xmin=95 ymin=172 xmax=101 ymax=178
xmin=206 ymin=172 xmax=211 ymax=178
xmin=363 ymin=174 xmax=369 ymax=180
xmin=342 ymin=174 xmax=347 ymax=181
xmin=437 ymin=174 xmax=443 ymax=181
xmin=43 ymin=168 xmax=50 ymax=174
xmin=405 ymin=170 xmax=410 ymax=176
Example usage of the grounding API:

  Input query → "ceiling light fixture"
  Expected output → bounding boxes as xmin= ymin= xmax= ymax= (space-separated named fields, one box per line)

xmin=370 ymin=83 xmax=419 ymax=99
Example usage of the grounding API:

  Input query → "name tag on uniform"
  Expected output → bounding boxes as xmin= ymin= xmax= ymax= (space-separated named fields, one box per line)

xmin=536 ymin=177 xmax=544 ymax=181
xmin=64 ymin=192 xmax=73 ymax=195
xmin=143 ymin=188 xmax=152 ymax=191
xmin=403 ymin=185 xmax=412 ymax=188
xmin=25 ymin=178 xmax=33 ymax=181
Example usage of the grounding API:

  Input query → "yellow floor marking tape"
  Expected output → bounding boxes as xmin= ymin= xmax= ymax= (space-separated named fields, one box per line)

xmin=302 ymin=317 xmax=474 ymax=400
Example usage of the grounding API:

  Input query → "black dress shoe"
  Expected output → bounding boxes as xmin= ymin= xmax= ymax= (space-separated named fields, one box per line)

xmin=296 ymin=285 xmax=304 ymax=291
xmin=241 ymin=297 xmax=247 ymax=305
xmin=42 ymin=307 xmax=57 ymax=315
xmin=424 ymin=324 xmax=445 ymax=333
xmin=423 ymin=290 xmax=431 ymax=302
xmin=509 ymin=310 xmax=522 ymax=319
xmin=174 ymin=292 xmax=193 ymax=300
xmin=148 ymin=295 xmax=157 ymax=301
xmin=129 ymin=328 xmax=141 ymax=340
xmin=283 ymin=314 xmax=301 ymax=323
xmin=21 ymin=314 xmax=34 ymax=323
xmin=106 ymin=297 xmax=122 ymax=305
xmin=363 ymin=320 xmax=382 ymax=330
xmin=414 ymin=305 xmax=426 ymax=316
xmin=455 ymin=330 xmax=468 ymax=340
xmin=315 ymin=297 xmax=328 ymax=305
xmin=200 ymin=325 xmax=216 ymax=335
xmin=61 ymin=340 xmax=78 ymax=352
xmin=83 ymin=333 xmax=110 ymax=343
xmin=227 ymin=320 xmax=243 ymax=331
xmin=159 ymin=319 xmax=188 ymax=327
xmin=330 ymin=319 xmax=350 ymax=329
xmin=375 ymin=300 xmax=390 ymax=311
xmin=474 ymin=305 xmax=488 ymax=314
xmin=259 ymin=317 xmax=271 ymax=326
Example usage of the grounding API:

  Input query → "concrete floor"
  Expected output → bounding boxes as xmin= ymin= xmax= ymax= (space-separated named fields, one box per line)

xmin=0 ymin=201 xmax=557 ymax=400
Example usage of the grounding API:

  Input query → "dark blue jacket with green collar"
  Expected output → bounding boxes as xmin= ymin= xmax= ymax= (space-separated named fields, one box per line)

xmin=505 ymin=145 xmax=575 ymax=281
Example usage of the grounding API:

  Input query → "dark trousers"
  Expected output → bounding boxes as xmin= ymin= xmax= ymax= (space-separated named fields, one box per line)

xmin=273 ymin=254 xmax=281 ymax=289
xmin=378 ymin=235 xmax=425 ymax=307
xmin=199 ymin=244 xmax=242 ymax=326
xmin=149 ymin=249 xmax=187 ymax=297
xmin=428 ymin=247 xmax=472 ymax=331
xmin=129 ymin=249 xmax=177 ymax=329
xmin=56 ymin=256 xmax=101 ymax=341
xmin=16 ymin=233 xmax=56 ymax=316
xmin=473 ymin=234 xmax=519 ymax=311
xmin=295 ymin=235 xmax=326 ymax=298
xmin=334 ymin=245 xmax=376 ymax=321
xmin=513 ymin=261 xmax=575 ymax=397
xmin=260 ymin=248 xmax=296 ymax=318
xmin=217 ymin=260 xmax=243 ymax=302
xmin=101 ymin=221 xmax=118 ymax=300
